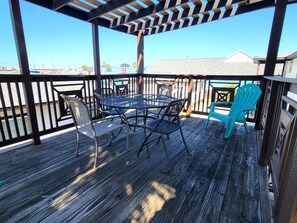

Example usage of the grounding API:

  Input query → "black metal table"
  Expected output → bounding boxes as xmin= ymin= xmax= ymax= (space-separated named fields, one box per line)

xmin=100 ymin=94 xmax=177 ymax=127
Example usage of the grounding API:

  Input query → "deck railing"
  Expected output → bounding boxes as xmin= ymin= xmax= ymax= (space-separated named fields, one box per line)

xmin=0 ymin=73 xmax=261 ymax=147
xmin=259 ymin=77 xmax=297 ymax=223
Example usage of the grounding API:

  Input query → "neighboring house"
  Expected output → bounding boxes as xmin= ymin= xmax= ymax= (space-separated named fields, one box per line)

xmin=149 ymin=50 xmax=283 ymax=76
xmin=282 ymin=51 xmax=297 ymax=78
xmin=253 ymin=51 xmax=297 ymax=77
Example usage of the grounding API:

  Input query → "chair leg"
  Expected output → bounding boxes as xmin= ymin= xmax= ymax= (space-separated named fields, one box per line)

xmin=137 ymin=132 xmax=152 ymax=158
xmin=76 ymin=132 xmax=80 ymax=157
xmin=180 ymin=128 xmax=190 ymax=154
xmin=134 ymin=110 xmax=139 ymax=132
xmin=243 ymin=121 xmax=249 ymax=132
xmin=224 ymin=121 xmax=235 ymax=138
xmin=204 ymin=117 xmax=210 ymax=128
xmin=160 ymin=134 xmax=173 ymax=173
xmin=109 ymin=127 xmax=123 ymax=145
xmin=94 ymin=138 xmax=98 ymax=169
xmin=126 ymin=121 xmax=130 ymax=152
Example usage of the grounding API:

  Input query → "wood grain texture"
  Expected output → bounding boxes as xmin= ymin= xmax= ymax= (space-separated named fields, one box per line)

xmin=0 ymin=116 xmax=272 ymax=222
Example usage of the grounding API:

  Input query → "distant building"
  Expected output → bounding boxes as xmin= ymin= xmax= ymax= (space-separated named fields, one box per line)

xmin=282 ymin=51 xmax=297 ymax=78
xmin=253 ymin=51 xmax=297 ymax=77
xmin=149 ymin=50 xmax=283 ymax=76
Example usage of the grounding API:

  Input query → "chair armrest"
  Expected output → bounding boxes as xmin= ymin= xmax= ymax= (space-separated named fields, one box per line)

xmin=209 ymin=101 xmax=233 ymax=111
xmin=241 ymin=106 xmax=256 ymax=112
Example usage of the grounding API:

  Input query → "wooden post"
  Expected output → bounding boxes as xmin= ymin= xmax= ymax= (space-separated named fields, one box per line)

xmin=186 ymin=75 xmax=193 ymax=117
xmin=9 ymin=0 xmax=40 ymax=145
xmin=137 ymin=31 xmax=144 ymax=94
xmin=92 ymin=19 xmax=101 ymax=90
xmin=263 ymin=0 xmax=287 ymax=77
xmin=259 ymin=80 xmax=284 ymax=165
xmin=255 ymin=0 xmax=288 ymax=130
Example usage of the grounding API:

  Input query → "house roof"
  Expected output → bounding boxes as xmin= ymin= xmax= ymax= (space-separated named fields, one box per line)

xmin=149 ymin=50 xmax=284 ymax=75
xmin=24 ymin=0 xmax=297 ymax=36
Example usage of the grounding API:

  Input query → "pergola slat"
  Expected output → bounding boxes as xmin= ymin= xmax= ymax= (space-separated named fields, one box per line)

xmin=127 ymin=0 xmax=242 ymax=34
xmin=145 ymin=0 xmax=275 ymax=35
xmin=110 ymin=0 xmax=189 ymax=28
xmin=87 ymin=0 xmax=135 ymax=21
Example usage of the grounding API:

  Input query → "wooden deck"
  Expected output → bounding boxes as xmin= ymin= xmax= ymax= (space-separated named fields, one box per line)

xmin=0 ymin=116 xmax=272 ymax=222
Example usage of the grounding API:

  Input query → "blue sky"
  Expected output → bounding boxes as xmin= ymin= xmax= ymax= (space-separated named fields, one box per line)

xmin=1 ymin=0 xmax=296 ymax=69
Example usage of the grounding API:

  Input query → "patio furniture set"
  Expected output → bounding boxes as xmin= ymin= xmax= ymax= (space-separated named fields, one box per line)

xmin=62 ymin=83 xmax=261 ymax=173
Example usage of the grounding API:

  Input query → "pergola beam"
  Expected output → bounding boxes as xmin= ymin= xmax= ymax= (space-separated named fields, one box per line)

xmin=24 ymin=0 xmax=133 ymax=34
xmin=143 ymin=0 xmax=275 ymax=35
xmin=110 ymin=0 xmax=189 ymax=28
xmin=127 ymin=0 xmax=243 ymax=34
xmin=53 ymin=0 xmax=71 ymax=10
xmin=87 ymin=0 xmax=135 ymax=21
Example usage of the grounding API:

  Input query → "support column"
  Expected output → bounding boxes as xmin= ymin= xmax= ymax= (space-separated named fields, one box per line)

xmin=255 ymin=0 xmax=288 ymax=130
xmin=186 ymin=76 xmax=193 ymax=117
xmin=92 ymin=19 xmax=101 ymax=90
xmin=137 ymin=31 xmax=144 ymax=94
xmin=263 ymin=0 xmax=288 ymax=77
xmin=9 ymin=0 xmax=40 ymax=145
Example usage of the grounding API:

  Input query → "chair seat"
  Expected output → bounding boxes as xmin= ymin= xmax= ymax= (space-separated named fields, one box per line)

xmin=209 ymin=111 xmax=230 ymax=123
xmin=146 ymin=119 xmax=181 ymax=134
xmin=78 ymin=119 xmax=123 ymax=138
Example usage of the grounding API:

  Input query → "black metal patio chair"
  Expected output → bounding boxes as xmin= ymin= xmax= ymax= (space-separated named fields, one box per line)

xmin=94 ymin=88 xmax=127 ymax=120
xmin=137 ymin=98 xmax=190 ymax=173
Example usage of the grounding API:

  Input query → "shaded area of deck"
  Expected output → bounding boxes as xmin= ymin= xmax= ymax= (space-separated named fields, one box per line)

xmin=0 ymin=116 xmax=271 ymax=222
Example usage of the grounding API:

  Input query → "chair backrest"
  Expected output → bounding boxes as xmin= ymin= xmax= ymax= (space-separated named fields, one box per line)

xmin=160 ymin=99 xmax=187 ymax=123
xmin=95 ymin=87 xmax=115 ymax=97
xmin=159 ymin=85 xmax=172 ymax=96
xmin=229 ymin=83 xmax=262 ymax=120
xmin=113 ymin=80 xmax=129 ymax=95
xmin=61 ymin=95 xmax=94 ymax=136
xmin=94 ymin=88 xmax=115 ymax=105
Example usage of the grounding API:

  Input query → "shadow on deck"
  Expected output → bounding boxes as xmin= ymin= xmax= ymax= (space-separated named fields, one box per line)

xmin=0 ymin=116 xmax=272 ymax=222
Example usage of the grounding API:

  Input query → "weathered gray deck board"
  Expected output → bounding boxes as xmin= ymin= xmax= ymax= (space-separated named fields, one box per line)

xmin=0 ymin=116 xmax=272 ymax=222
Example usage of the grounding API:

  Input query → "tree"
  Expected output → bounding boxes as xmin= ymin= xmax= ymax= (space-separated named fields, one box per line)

xmin=132 ymin=62 xmax=138 ymax=68
xmin=105 ymin=63 xmax=111 ymax=71
xmin=102 ymin=61 xmax=111 ymax=71
xmin=81 ymin=64 xmax=88 ymax=71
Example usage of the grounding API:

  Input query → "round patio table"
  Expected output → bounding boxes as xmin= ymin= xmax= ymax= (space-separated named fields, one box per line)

xmin=100 ymin=93 xmax=177 ymax=110
xmin=100 ymin=93 xmax=178 ymax=127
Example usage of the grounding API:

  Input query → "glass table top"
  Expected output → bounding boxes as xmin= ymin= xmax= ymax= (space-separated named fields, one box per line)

xmin=100 ymin=94 xmax=177 ymax=109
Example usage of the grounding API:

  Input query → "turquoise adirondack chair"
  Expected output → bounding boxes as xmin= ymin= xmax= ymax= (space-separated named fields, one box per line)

xmin=204 ymin=83 xmax=262 ymax=138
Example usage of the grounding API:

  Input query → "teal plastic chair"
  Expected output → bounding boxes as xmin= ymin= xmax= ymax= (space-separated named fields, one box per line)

xmin=204 ymin=84 xmax=262 ymax=138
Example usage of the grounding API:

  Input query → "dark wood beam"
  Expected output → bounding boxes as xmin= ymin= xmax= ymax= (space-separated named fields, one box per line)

xmin=263 ymin=0 xmax=288 ymax=76
xmin=111 ymin=0 xmax=189 ymax=28
xmin=92 ymin=20 xmax=101 ymax=90
xmin=9 ymin=0 xmax=41 ymax=145
xmin=144 ymin=0 xmax=274 ymax=35
xmin=53 ymin=0 xmax=71 ymax=10
xmin=24 ymin=0 xmax=133 ymax=34
xmin=87 ymin=0 xmax=134 ymax=21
